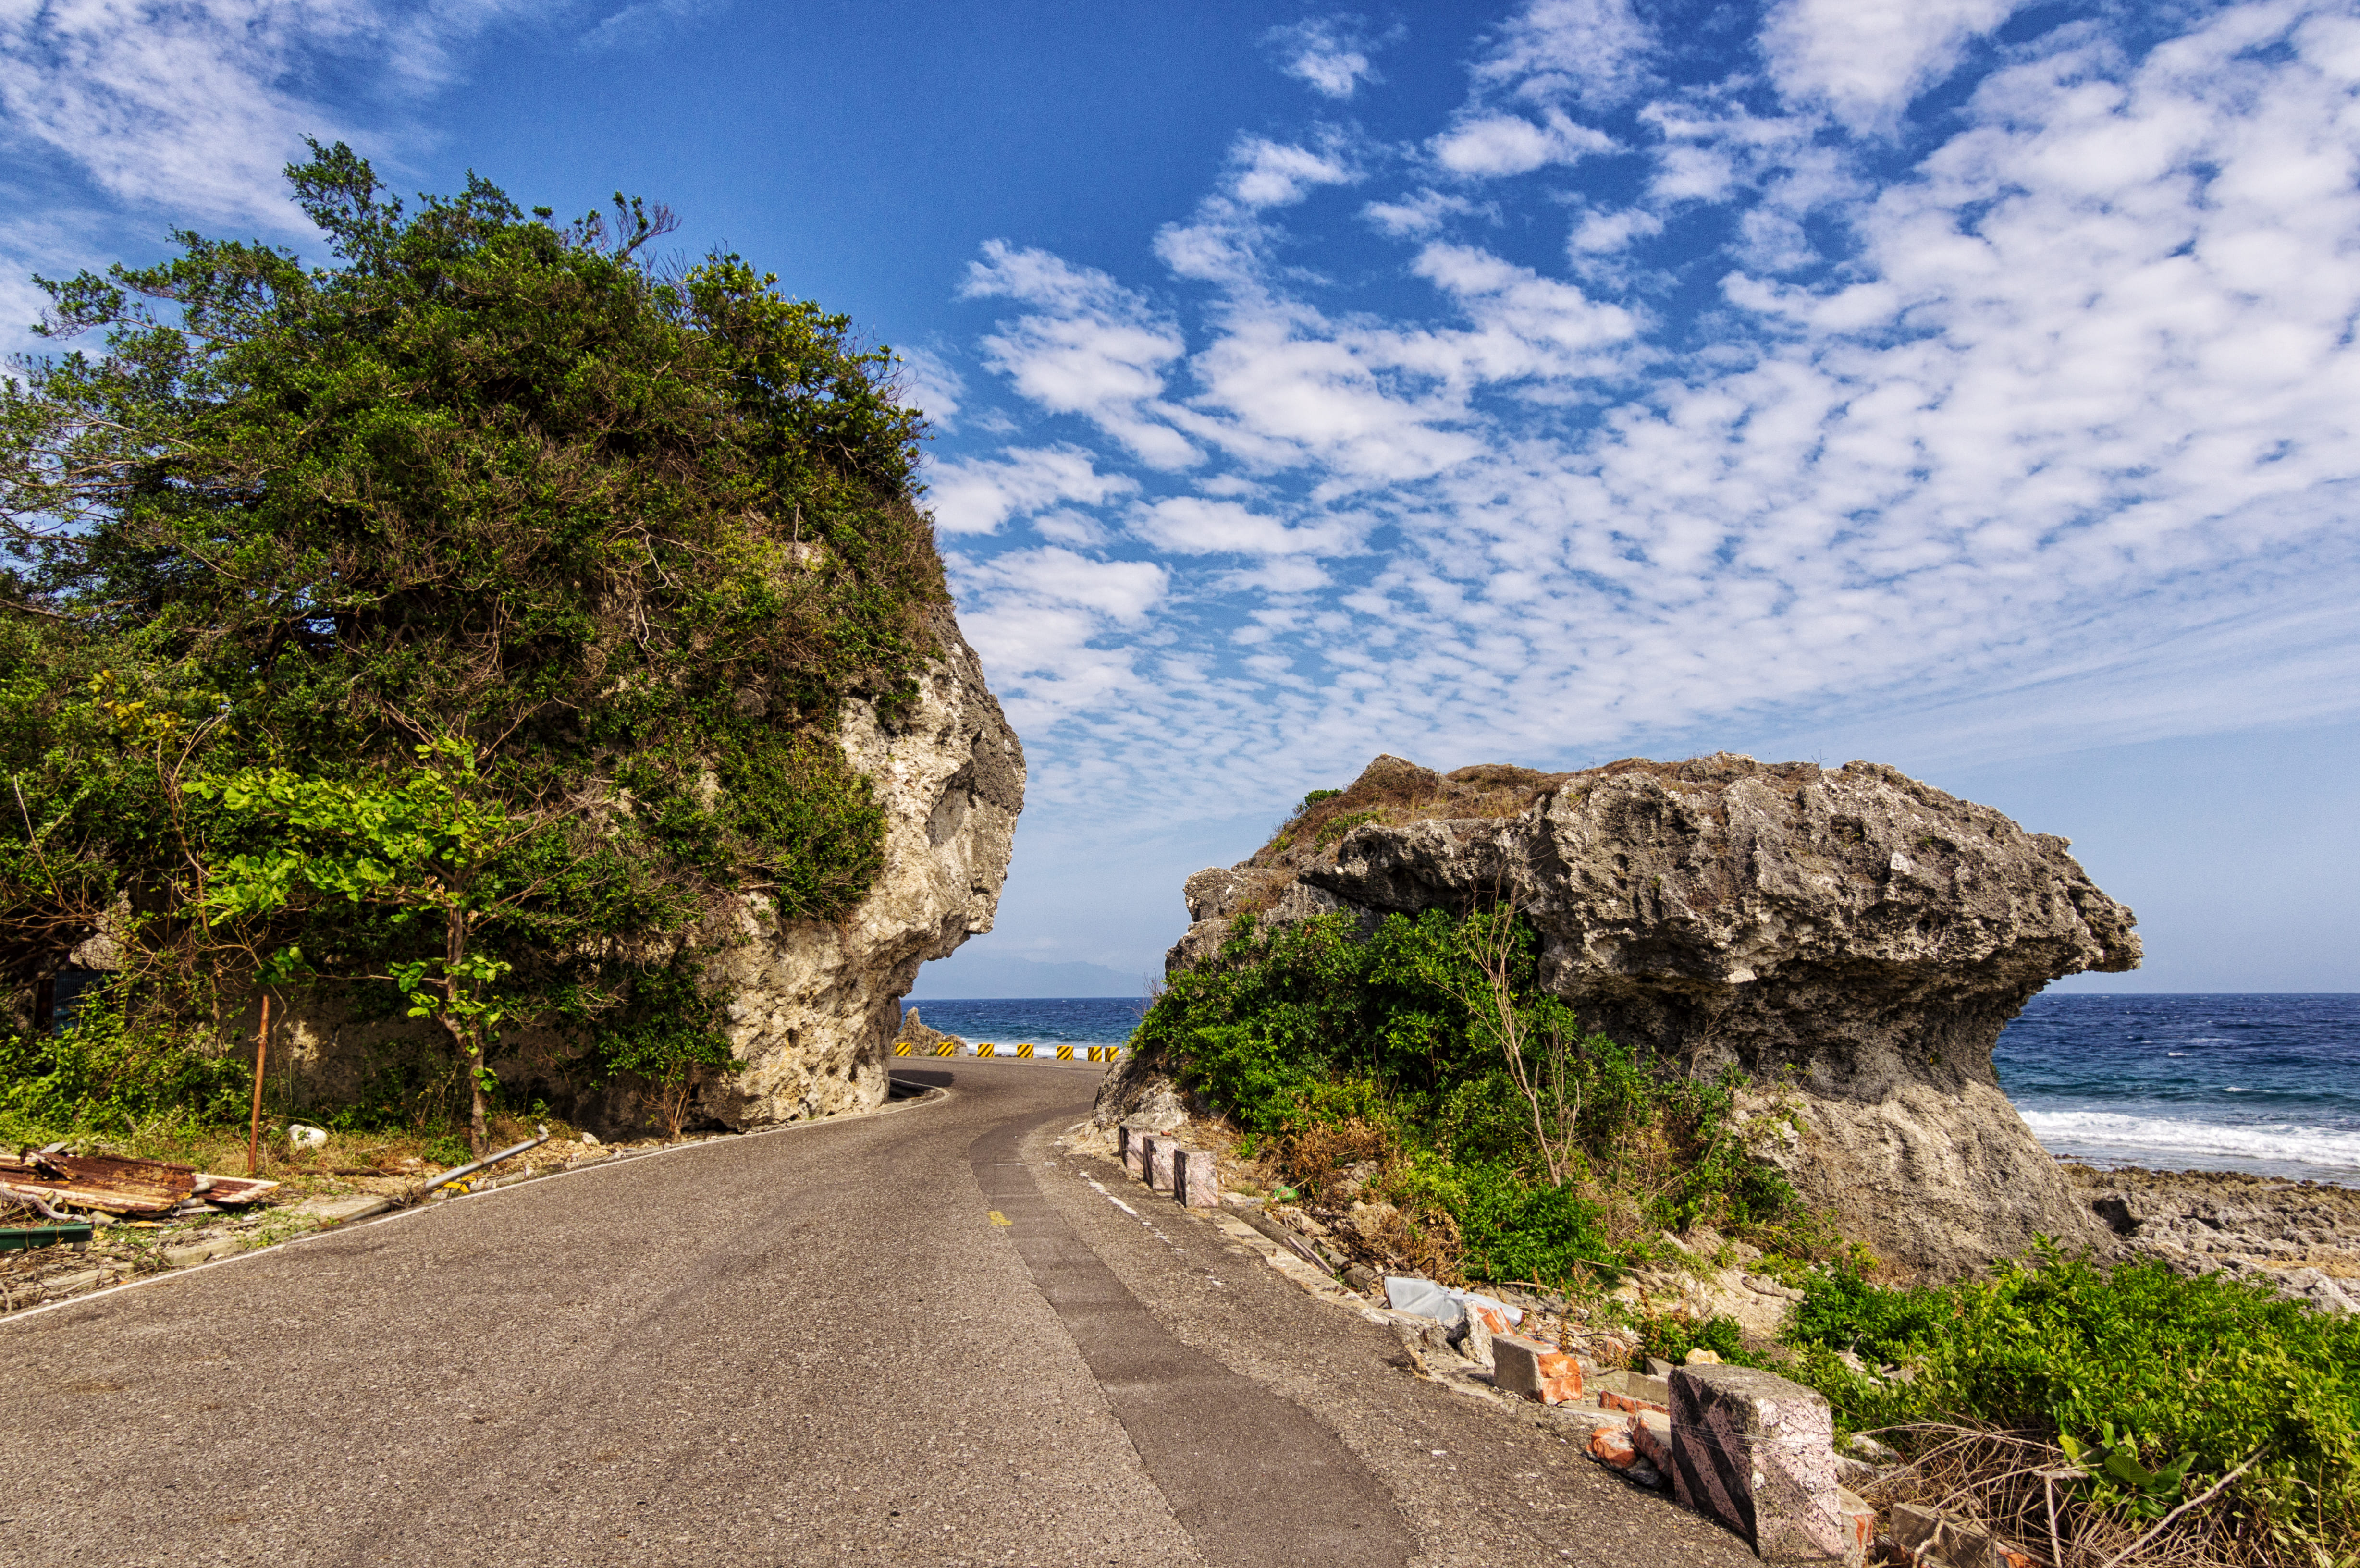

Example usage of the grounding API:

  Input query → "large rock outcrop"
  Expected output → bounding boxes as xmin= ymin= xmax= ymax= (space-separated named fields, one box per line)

xmin=1160 ymin=753 xmax=2139 ymax=1280
xmin=688 ymin=614 xmax=1023 ymax=1129
xmin=240 ymin=612 xmax=1021 ymax=1138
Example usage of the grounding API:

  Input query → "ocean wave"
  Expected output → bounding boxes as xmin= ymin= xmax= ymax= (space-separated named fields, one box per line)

xmin=2021 ymin=1110 xmax=2360 ymax=1172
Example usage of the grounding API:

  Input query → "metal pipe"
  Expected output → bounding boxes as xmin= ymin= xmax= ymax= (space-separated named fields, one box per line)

xmin=248 ymin=994 xmax=270 ymax=1177
xmin=415 ymin=1128 xmax=550 ymax=1200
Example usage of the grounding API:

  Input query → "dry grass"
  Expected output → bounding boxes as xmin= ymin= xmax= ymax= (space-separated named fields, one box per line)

xmin=1251 ymin=757 xmax=1572 ymax=871
xmin=1865 ymin=1425 xmax=2289 ymax=1568
xmin=7 ymin=1110 xmax=574 ymax=1185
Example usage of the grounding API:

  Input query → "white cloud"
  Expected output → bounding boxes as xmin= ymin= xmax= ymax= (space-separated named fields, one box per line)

xmin=1228 ymin=137 xmax=1360 ymax=208
xmin=947 ymin=546 xmax=1175 ymax=734
xmin=1131 ymin=497 xmax=1359 ymax=557
xmin=1472 ymin=0 xmax=1655 ymax=108
xmin=0 ymin=0 xmax=535 ymax=226
xmin=944 ymin=0 xmax=2360 ymax=854
xmin=895 ymin=346 xmax=966 ymax=428
xmin=959 ymin=546 xmax=1168 ymax=625
xmin=1264 ymin=15 xmax=1391 ymax=100
xmin=581 ymin=0 xmax=722 ymax=51
xmin=1432 ymin=109 xmax=1614 ymax=177
xmin=1762 ymin=0 xmax=2026 ymax=133
xmin=960 ymin=241 xmax=1198 ymax=468
xmin=927 ymin=445 xmax=1137 ymax=536
xmin=1362 ymin=187 xmax=1483 ymax=237
xmin=1567 ymin=204 xmax=1664 ymax=254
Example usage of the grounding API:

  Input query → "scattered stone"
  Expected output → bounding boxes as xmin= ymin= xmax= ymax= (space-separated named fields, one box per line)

xmin=579 ymin=1131 xmax=600 ymax=1147
xmin=1845 ymin=1433 xmax=1901 ymax=1465
xmin=1343 ymin=1263 xmax=1378 ymax=1292
xmin=1449 ymin=1306 xmax=1495 ymax=1371
xmin=1624 ymin=1460 xmax=1664 ymax=1490
xmin=162 ymin=1237 xmax=241 ymax=1269
xmin=1647 ymin=1357 xmax=1679 ymax=1377
xmin=1669 ymin=1363 xmax=1857 ymax=1564
xmin=1588 ymin=1426 xmax=1638 ymax=1469
xmin=1835 ymin=1453 xmax=1884 ymax=1490
xmin=1392 ymin=1316 xmax=1457 ymax=1367
xmin=1602 ymin=1390 xmax=1666 ymax=1415
xmin=1888 ymin=1501 xmax=2043 ymax=1568
xmin=1683 ymin=1348 xmax=1723 ymax=1366
xmin=287 ymin=1125 xmax=329 ymax=1150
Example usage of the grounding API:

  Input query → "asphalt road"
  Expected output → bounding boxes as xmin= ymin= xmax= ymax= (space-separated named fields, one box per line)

xmin=0 ymin=1060 xmax=1756 ymax=1567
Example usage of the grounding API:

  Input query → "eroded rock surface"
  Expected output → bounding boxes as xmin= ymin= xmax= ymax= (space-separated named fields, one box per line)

xmin=2070 ymin=1164 xmax=2360 ymax=1311
xmin=693 ymin=612 xmax=1022 ymax=1129
xmin=1155 ymin=752 xmax=2140 ymax=1280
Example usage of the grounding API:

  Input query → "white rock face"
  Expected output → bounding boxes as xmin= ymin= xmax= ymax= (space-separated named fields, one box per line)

xmin=699 ymin=614 xmax=1023 ymax=1128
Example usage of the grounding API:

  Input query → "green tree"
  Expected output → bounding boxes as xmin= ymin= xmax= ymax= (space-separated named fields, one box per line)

xmin=0 ymin=143 xmax=945 ymax=1133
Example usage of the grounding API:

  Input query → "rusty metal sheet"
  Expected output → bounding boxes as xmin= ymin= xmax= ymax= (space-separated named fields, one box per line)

xmin=0 ymin=1152 xmax=197 ymax=1215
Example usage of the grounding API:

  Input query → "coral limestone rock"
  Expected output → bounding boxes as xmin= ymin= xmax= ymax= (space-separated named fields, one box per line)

xmin=698 ymin=615 xmax=1023 ymax=1129
xmin=1164 ymin=753 xmax=2138 ymax=1279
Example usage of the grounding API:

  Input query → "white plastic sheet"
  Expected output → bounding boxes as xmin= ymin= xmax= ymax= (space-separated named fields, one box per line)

xmin=1382 ymin=1275 xmax=1523 ymax=1327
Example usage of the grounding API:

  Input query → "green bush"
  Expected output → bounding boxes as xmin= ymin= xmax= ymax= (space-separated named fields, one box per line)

xmin=0 ymin=995 xmax=249 ymax=1140
xmin=1131 ymin=908 xmax=1809 ymax=1290
xmin=1782 ymin=1246 xmax=2360 ymax=1555
xmin=1639 ymin=1311 xmax=1745 ymax=1366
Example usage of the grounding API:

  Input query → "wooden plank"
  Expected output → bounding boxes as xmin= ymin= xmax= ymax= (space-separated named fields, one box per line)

xmin=193 ymin=1175 xmax=278 ymax=1206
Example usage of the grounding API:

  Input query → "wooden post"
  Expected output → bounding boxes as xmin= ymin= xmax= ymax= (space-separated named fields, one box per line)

xmin=247 ymin=994 xmax=270 ymax=1177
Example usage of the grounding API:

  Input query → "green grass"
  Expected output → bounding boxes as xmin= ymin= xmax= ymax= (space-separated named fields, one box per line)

xmin=1779 ymin=1247 xmax=2360 ymax=1563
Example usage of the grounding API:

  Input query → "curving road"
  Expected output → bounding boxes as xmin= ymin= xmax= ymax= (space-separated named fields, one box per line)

xmin=0 ymin=1060 xmax=1754 ymax=1567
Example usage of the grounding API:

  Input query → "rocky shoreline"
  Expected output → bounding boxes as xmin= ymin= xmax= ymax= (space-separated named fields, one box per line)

xmin=2066 ymin=1159 xmax=2360 ymax=1313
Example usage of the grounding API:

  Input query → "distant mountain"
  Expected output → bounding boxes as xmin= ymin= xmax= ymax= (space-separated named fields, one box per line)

xmin=910 ymin=952 xmax=1148 ymax=1000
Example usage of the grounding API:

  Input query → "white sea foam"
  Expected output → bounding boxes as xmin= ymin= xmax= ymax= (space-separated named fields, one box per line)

xmin=2022 ymin=1110 xmax=2360 ymax=1175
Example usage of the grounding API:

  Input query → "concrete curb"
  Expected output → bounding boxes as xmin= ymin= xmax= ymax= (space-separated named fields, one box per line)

xmin=0 ymin=1084 xmax=954 ymax=1330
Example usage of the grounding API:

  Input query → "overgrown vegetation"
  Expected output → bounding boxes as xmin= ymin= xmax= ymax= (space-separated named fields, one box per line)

xmin=0 ymin=144 xmax=945 ymax=1150
xmin=1131 ymin=905 xmax=1820 ymax=1291
xmin=1780 ymin=1249 xmax=2360 ymax=1567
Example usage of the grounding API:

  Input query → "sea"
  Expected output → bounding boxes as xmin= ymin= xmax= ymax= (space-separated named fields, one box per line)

xmin=1993 ymin=993 xmax=2360 ymax=1186
xmin=904 ymin=992 xmax=2360 ymax=1188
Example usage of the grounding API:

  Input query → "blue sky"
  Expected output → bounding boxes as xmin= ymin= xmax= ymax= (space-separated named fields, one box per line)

xmin=6 ymin=0 xmax=2357 ymax=994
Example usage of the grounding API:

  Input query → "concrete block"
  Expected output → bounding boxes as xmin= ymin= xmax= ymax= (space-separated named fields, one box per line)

xmin=1493 ymin=1335 xmax=1584 ymax=1404
xmin=1145 ymin=1136 xmax=1177 ymax=1192
xmin=1175 ymin=1149 xmax=1219 ymax=1208
xmin=1118 ymin=1126 xmax=1145 ymax=1176
xmin=1668 ymin=1363 xmax=1856 ymax=1564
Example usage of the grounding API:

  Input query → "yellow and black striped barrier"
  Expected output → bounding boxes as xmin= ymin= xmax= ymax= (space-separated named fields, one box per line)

xmin=893 ymin=1040 xmax=1125 ymax=1062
